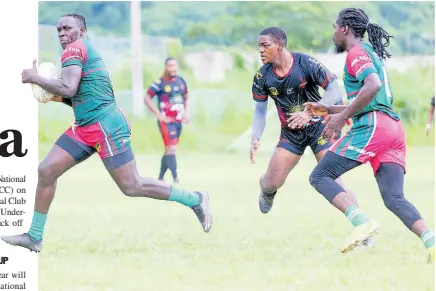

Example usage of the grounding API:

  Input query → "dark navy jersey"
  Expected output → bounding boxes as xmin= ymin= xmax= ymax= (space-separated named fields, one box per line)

xmin=252 ymin=52 xmax=337 ymax=126
xmin=431 ymin=96 xmax=435 ymax=107
xmin=147 ymin=76 xmax=188 ymax=122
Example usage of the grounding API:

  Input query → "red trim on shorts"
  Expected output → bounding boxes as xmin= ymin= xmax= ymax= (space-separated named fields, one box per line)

xmin=159 ymin=122 xmax=171 ymax=146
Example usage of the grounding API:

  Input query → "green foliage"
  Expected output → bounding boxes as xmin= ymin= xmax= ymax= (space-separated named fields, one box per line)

xmin=39 ymin=1 xmax=130 ymax=36
xmin=164 ymin=38 xmax=184 ymax=60
xmin=389 ymin=64 xmax=435 ymax=137
xmin=227 ymin=48 xmax=246 ymax=71
xmin=39 ymin=1 xmax=435 ymax=55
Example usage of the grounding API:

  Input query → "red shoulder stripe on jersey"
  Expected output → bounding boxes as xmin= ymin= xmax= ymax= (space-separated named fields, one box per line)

xmin=320 ymin=73 xmax=335 ymax=89
xmin=81 ymin=67 xmax=107 ymax=77
xmin=147 ymin=89 xmax=155 ymax=97
xmin=253 ymin=93 xmax=267 ymax=100
xmin=355 ymin=63 xmax=373 ymax=79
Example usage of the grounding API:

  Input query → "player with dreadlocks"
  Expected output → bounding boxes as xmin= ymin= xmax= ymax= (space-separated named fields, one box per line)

xmin=305 ymin=8 xmax=434 ymax=262
xmin=249 ymin=26 xmax=379 ymax=249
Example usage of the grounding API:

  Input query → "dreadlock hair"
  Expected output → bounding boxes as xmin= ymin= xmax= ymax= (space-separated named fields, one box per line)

xmin=337 ymin=8 xmax=394 ymax=60
xmin=260 ymin=27 xmax=287 ymax=47
xmin=62 ymin=13 xmax=87 ymax=31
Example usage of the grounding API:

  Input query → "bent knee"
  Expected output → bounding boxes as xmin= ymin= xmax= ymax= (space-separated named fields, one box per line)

xmin=118 ymin=178 xmax=142 ymax=197
xmin=119 ymin=183 xmax=138 ymax=197
xmin=309 ymin=169 xmax=321 ymax=187
xmin=382 ymin=195 xmax=402 ymax=213
xmin=37 ymin=162 xmax=58 ymax=181
xmin=260 ymin=175 xmax=284 ymax=193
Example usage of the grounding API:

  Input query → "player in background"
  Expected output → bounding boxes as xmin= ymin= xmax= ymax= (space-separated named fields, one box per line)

xmin=144 ymin=57 xmax=189 ymax=184
xmin=250 ymin=27 xmax=364 ymax=235
xmin=426 ymin=96 xmax=434 ymax=136
xmin=305 ymin=8 xmax=434 ymax=261
xmin=2 ymin=13 xmax=211 ymax=253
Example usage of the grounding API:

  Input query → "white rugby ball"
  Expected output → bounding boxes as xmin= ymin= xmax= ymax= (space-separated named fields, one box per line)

xmin=31 ymin=62 xmax=58 ymax=103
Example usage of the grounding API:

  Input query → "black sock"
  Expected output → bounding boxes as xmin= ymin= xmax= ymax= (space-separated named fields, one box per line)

xmin=159 ymin=155 xmax=169 ymax=180
xmin=167 ymin=154 xmax=178 ymax=180
xmin=264 ymin=190 xmax=277 ymax=198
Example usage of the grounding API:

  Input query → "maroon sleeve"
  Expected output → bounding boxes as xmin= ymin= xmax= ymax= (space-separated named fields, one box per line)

xmin=252 ymin=70 xmax=268 ymax=102
xmin=303 ymin=55 xmax=337 ymax=89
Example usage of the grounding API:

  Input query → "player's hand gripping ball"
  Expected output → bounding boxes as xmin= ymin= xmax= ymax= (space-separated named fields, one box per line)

xmin=303 ymin=102 xmax=329 ymax=116
xmin=31 ymin=62 xmax=58 ymax=103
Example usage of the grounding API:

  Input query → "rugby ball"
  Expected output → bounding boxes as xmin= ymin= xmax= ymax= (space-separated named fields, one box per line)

xmin=31 ymin=62 xmax=58 ymax=103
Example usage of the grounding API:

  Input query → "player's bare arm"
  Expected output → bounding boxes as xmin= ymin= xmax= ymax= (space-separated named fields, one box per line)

xmin=339 ymin=73 xmax=382 ymax=120
xmin=22 ymin=60 xmax=82 ymax=98
xmin=322 ymin=73 xmax=381 ymax=137
xmin=288 ymin=60 xmax=342 ymax=129
xmin=183 ymin=93 xmax=190 ymax=124
xmin=144 ymin=93 xmax=167 ymax=122
xmin=287 ymin=81 xmax=341 ymax=129
xmin=304 ymin=103 xmax=347 ymax=116
xmin=324 ymin=68 xmax=381 ymax=139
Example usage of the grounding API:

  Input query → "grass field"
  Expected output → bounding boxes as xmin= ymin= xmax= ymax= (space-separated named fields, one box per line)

xmin=38 ymin=147 xmax=434 ymax=291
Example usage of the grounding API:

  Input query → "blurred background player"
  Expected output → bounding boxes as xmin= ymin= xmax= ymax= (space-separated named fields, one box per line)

xmin=2 ymin=14 xmax=211 ymax=253
xmin=144 ymin=57 xmax=189 ymax=184
xmin=250 ymin=27 xmax=361 ymax=227
xmin=426 ymin=95 xmax=434 ymax=136
xmin=307 ymin=8 xmax=434 ymax=261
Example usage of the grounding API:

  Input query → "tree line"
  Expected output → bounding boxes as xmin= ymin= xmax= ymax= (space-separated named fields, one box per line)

xmin=39 ymin=1 xmax=435 ymax=55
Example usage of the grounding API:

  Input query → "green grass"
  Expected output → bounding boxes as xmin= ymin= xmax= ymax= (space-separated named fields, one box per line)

xmin=38 ymin=147 xmax=434 ymax=291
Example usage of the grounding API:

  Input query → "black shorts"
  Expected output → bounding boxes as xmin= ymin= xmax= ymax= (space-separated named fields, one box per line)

xmin=277 ymin=120 xmax=332 ymax=156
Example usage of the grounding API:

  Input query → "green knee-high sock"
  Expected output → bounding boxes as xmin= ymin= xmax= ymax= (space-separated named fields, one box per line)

xmin=28 ymin=211 xmax=47 ymax=241
xmin=421 ymin=229 xmax=435 ymax=249
xmin=345 ymin=205 xmax=370 ymax=227
xmin=169 ymin=186 xmax=200 ymax=208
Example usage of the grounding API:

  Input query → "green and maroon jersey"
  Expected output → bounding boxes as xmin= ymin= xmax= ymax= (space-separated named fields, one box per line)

xmin=61 ymin=38 xmax=116 ymax=126
xmin=343 ymin=41 xmax=399 ymax=120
